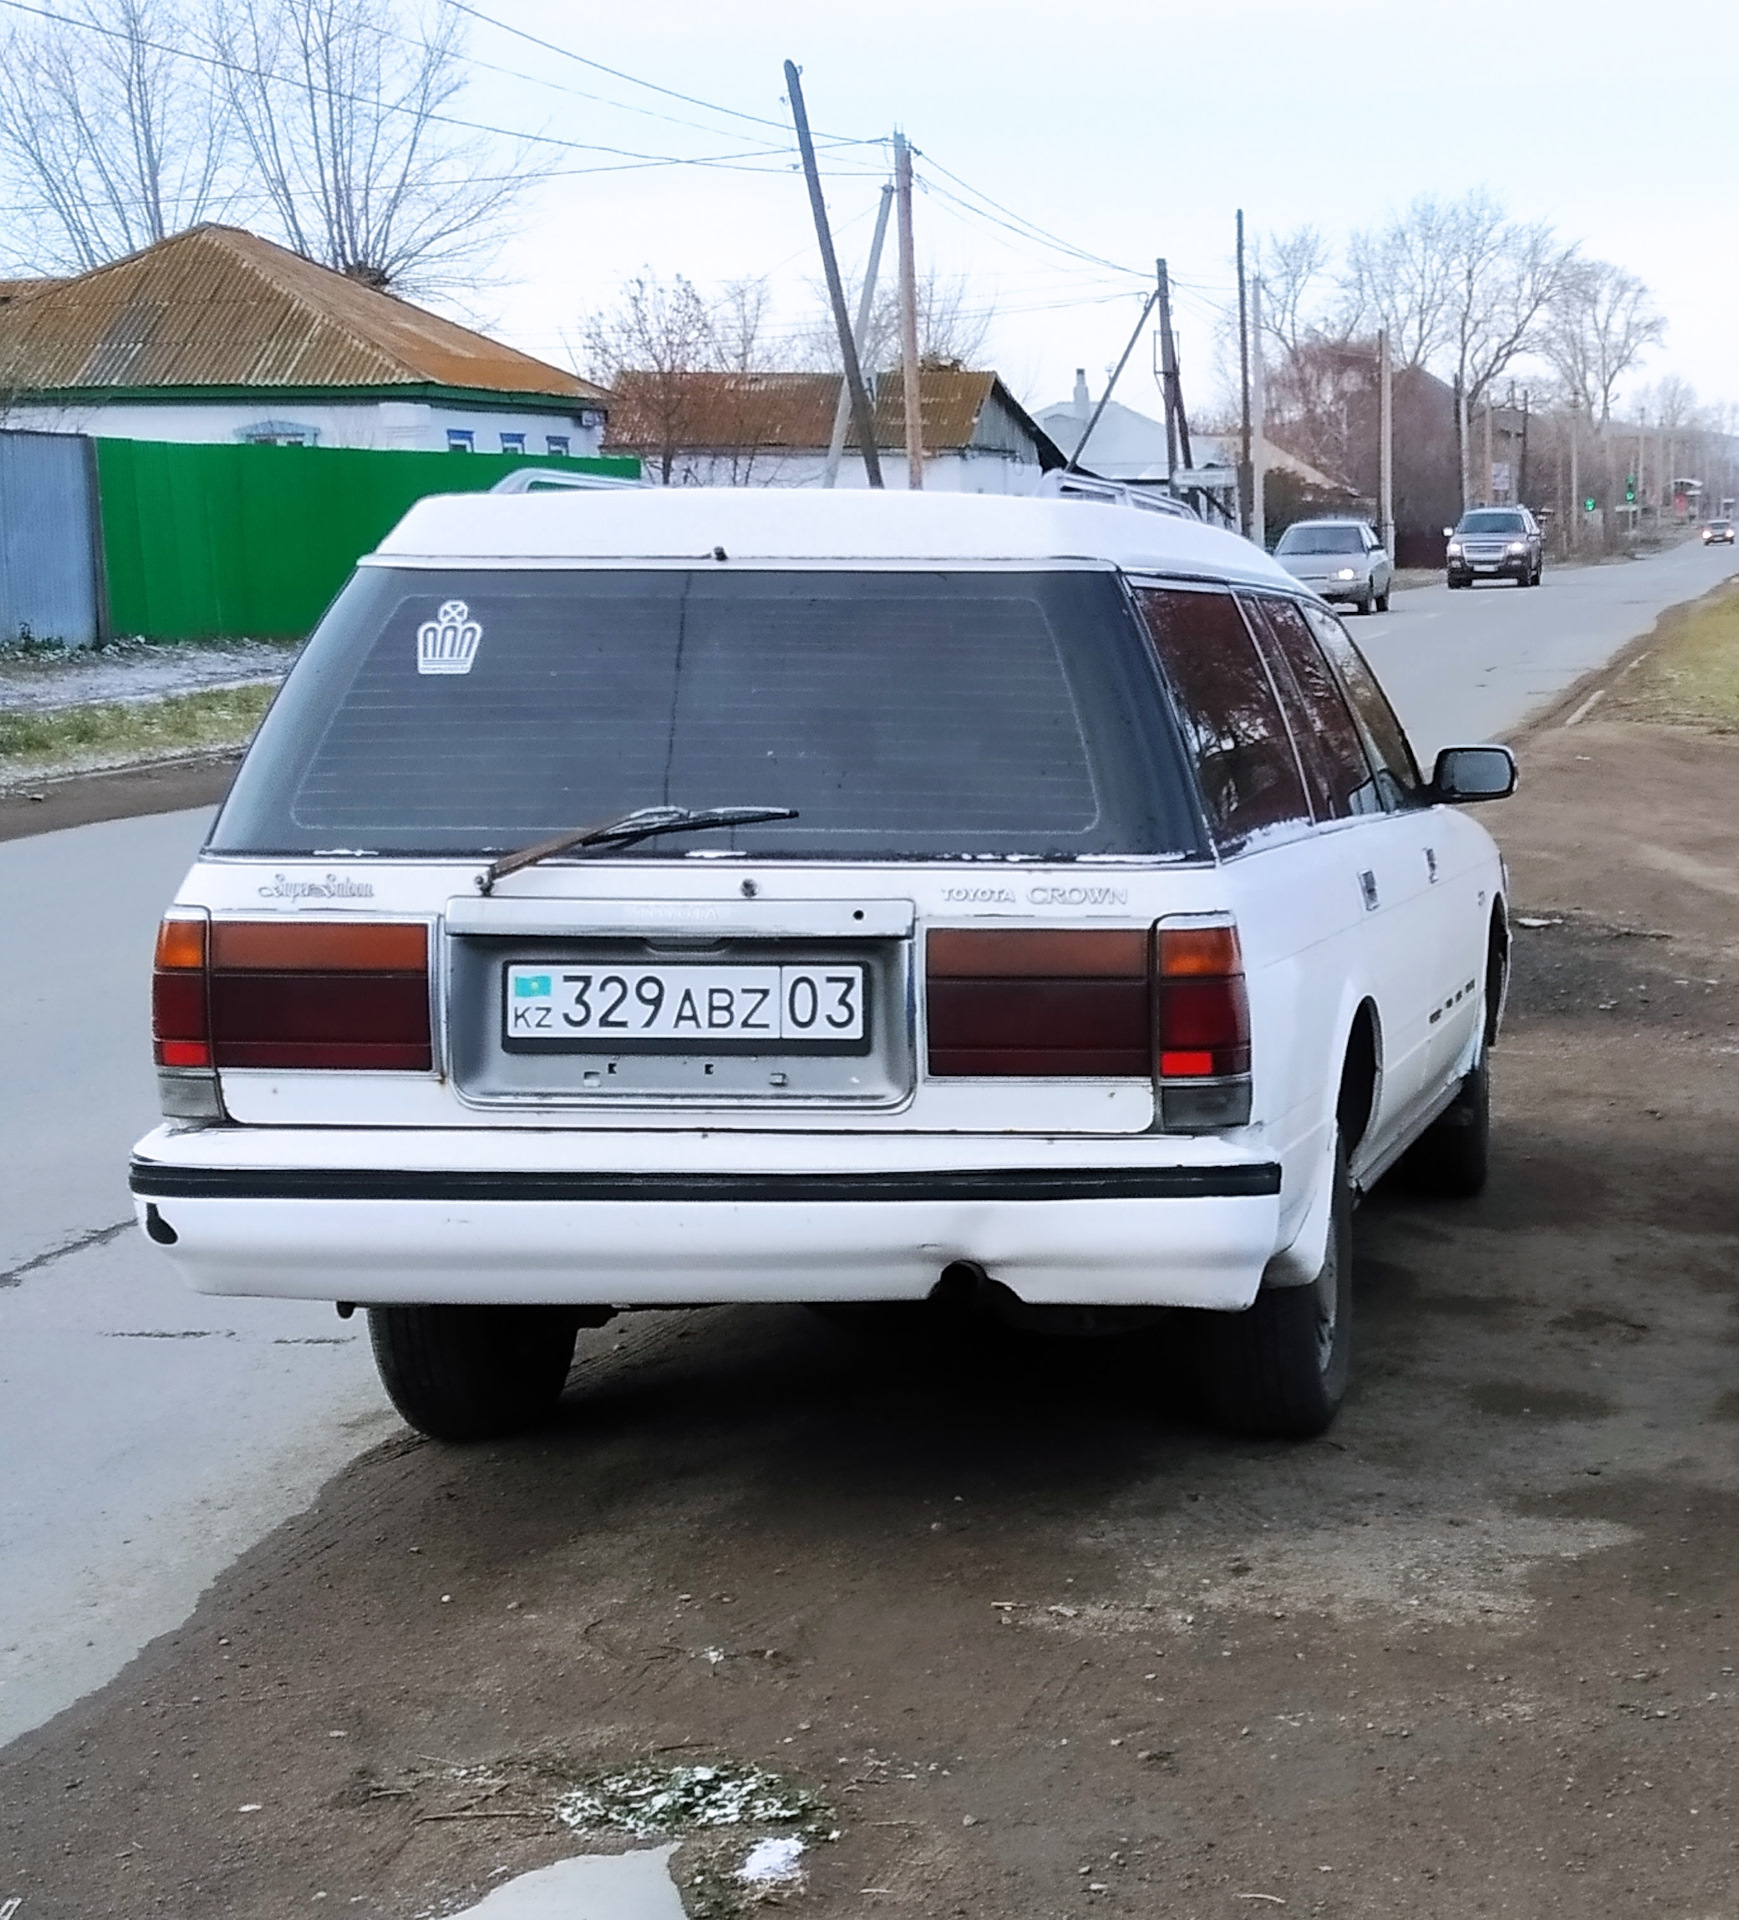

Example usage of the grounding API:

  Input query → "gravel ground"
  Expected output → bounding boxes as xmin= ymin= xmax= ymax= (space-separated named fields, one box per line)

xmin=2 ymin=701 xmax=1736 ymax=1919
xmin=0 ymin=639 xmax=296 ymax=714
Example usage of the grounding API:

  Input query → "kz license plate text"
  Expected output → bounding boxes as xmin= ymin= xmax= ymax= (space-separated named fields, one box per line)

xmin=505 ymin=964 xmax=866 ymax=1048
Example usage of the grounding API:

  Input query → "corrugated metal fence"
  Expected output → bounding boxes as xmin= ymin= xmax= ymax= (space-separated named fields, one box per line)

xmin=95 ymin=440 xmax=639 ymax=642
xmin=0 ymin=430 xmax=102 ymax=646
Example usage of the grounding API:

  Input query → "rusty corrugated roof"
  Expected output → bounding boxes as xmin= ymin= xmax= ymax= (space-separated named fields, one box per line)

xmin=0 ymin=226 xmax=606 ymax=402
xmin=603 ymin=366 xmax=1047 ymax=457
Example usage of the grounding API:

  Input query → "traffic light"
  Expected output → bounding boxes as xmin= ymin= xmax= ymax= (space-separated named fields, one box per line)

xmin=1625 ymin=474 xmax=1636 ymax=502
xmin=1584 ymin=495 xmax=1597 ymax=513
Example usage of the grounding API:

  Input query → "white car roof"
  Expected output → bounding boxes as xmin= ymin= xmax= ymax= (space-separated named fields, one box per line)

xmin=369 ymin=486 xmax=1301 ymax=592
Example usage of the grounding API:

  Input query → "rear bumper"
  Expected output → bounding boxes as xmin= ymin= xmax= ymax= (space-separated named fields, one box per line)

xmin=129 ymin=1135 xmax=1284 ymax=1312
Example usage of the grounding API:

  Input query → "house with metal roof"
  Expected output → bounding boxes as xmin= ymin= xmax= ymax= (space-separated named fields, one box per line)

xmin=0 ymin=225 xmax=609 ymax=458
xmin=602 ymin=364 xmax=1063 ymax=491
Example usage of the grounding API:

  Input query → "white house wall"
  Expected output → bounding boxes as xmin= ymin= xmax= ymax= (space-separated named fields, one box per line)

xmin=0 ymin=398 xmax=603 ymax=456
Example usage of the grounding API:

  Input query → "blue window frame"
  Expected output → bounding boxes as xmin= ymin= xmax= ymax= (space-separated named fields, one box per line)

xmin=447 ymin=429 xmax=474 ymax=452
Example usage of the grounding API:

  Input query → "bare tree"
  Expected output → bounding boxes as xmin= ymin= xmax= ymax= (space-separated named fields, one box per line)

xmin=794 ymin=265 xmax=992 ymax=376
xmin=1542 ymin=259 xmax=1665 ymax=424
xmin=209 ymin=0 xmax=528 ymax=292
xmin=1441 ymin=194 xmax=1577 ymax=411
xmin=0 ymin=0 xmax=231 ymax=272
xmin=1256 ymin=224 xmax=1332 ymax=356
xmin=583 ymin=272 xmax=723 ymax=485
xmin=1339 ymin=193 xmax=1463 ymax=369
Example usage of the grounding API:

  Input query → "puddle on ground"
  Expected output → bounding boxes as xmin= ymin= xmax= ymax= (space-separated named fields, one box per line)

xmin=444 ymin=1847 xmax=686 ymax=1919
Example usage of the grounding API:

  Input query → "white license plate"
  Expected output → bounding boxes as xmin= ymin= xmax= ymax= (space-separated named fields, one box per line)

xmin=1473 ymin=562 xmax=1498 ymax=571
xmin=504 ymin=963 xmax=868 ymax=1051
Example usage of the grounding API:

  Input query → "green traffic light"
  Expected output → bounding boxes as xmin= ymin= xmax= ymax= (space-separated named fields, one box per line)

xmin=1584 ymin=496 xmax=1596 ymax=512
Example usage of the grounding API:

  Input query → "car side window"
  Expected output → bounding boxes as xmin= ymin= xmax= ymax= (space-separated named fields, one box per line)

xmin=1240 ymin=595 xmax=1380 ymax=819
xmin=1135 ymin=586 xmax=1312 ymax=851
xmin=1301 ymin=604 xmax=1424 ymax=804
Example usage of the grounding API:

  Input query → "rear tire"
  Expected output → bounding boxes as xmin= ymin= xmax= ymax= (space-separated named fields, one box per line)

xmin=1376 ymin=585 xmax=1391 ymax=612
xmin=1401 ymin=1053 xmax=1490 ymax=1198
xmin=1201 ymin=1134 xmax=1352 ymax=1439
xmin=368 ymin=1304 xmax=583 ymax=1441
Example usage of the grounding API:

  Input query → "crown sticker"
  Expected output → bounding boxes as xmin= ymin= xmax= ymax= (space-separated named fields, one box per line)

xmin=416 ymin=599 xmax=483 ymax=675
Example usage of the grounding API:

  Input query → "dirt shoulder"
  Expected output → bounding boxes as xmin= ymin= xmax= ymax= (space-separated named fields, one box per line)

xmin=4 ymin=659 xmax=1739 ymax=1920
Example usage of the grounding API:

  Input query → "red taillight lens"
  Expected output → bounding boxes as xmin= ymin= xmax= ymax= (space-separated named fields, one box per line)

xmin=152 ymin=912 xmax=210 ymax=1067
xmin=1156 ymin=924 xmax=1249 ymax=1078
xmin=206 ymin=921 xmax=431 ymax=1070
xmin=925 ymin=929 xmax=1150 ymax=1077
xmin=154 ymin=917 xmax=431 ymax=1072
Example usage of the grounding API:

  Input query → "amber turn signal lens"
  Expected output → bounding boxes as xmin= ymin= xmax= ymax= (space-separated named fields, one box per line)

xmin=154 ymin=916 xmax=208 ymax=970
xmin=1156 ymin=925 xmax=1241 ymax=978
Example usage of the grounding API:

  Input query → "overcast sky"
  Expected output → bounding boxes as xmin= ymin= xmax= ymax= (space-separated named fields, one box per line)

xmin=460 ymin=0 xmax=1739 ymax=422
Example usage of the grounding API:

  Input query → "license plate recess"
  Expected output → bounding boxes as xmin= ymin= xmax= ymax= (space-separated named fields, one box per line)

xmin=446 ymin=929 xmax=911 ymax=1106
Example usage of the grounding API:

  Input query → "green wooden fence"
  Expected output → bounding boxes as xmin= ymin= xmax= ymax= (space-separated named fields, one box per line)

xmin=94 ymin=439 xmax=640 ymax=641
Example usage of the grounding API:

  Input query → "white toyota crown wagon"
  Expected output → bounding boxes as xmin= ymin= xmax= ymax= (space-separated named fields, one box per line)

xmin=131 ymin=488 xmax=1516 ymax=1443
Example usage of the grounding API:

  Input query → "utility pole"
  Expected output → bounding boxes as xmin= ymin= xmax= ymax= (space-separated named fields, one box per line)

xmin=1377 ymin=327 xmax=1394 ymax=562
xmin=822 ymin=182 xmax=892 ymax=488
xmin=1454 ymin=374 xmax=1469 ymax=511
xmin=894 ymin=132 xmax=923 ymax=490
xmin=1155 ymin=258 xmax=1179 ymax=479
xmin=1569 ymin=396 xmax=1581 ymax=554
xmin=1482 ymin=397 xmax=1494 ymax=506
xmin=1518 ymin=389 xmax=1530 ymax=507
xmin=785 ymin=60 xmax=882 ymax=488
xmin=1250 ymin=275 xmax=1266 ymax=549
xmin=1235 ymin=208 xmax=1252 ymax=537
xmin=1067 ymin=286 xmax=1159 ymax=471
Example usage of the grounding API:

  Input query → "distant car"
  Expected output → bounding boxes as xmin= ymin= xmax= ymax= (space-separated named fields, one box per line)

xmin=1273 ymin=519 xmax=1392 ymax=614
xmin=1445 ymin=508 xmax=1543 ymax=589
xmin=1701 ymin=520 xmax=1734 ymax=546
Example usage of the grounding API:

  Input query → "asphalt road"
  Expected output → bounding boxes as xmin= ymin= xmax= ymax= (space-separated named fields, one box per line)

xmin=0 ymin=809 xmax=388 ymax=1749
xmin=1 ymin=540 xmax=1735 ymax=1903
xmin=1353 ymin=539 xmax=1739 ymax=759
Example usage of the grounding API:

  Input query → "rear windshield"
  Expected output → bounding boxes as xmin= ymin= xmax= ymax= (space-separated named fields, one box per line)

xmin=210 ymin=566 xmax=1203 ymax=862
xmin=1275 ymin=525 xmax=1364 ymax=555
xmin=1458 ymin=511 xmax=1526 ymax=534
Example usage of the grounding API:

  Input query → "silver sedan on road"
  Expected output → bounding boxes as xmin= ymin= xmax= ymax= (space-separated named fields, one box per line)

xmin=1273 ymin=519 xmax=1392 ymax=614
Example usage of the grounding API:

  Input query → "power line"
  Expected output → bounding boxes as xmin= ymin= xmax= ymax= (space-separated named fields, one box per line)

xmin=449 ymin=0 xmax=861 ymax=144
xmin=0 ymin=0 xmax=848 ymax=174
xmin=911 ymin=152 xmax=1148 ymax=281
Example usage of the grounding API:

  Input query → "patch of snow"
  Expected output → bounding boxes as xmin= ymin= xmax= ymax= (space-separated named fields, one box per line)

xmin=738 ymin=1837 xmax=806 ymax=1885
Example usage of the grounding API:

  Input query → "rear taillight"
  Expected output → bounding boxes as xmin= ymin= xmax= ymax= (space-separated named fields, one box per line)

xmin=151 ymin=916 xmax=432 ymax=1073
xmin=153 ymin=910 xmax=211 ymax=1068
xmin=924 ymin=920 xmax=1252 ymax=1130
xmin=1155 ymin=921 xmax=1252 ymax=1131
xmin=925 ymin=929 xmax=1149 ymax=1077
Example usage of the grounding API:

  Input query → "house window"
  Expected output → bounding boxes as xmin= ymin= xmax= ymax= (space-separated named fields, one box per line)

xmin=237 ymin=419 xmax=316 ymax=446
xmin=500 ymin=431 xmax=525 ymax=453
xmin=447 ymin=429 xmax=474 ymax=452
xmin=545 ymin=434 xmax=570 ymax=457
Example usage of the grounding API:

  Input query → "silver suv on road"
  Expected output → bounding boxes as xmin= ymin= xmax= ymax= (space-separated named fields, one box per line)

xmin=1272 ymin=520 xmax=1392 ymax=615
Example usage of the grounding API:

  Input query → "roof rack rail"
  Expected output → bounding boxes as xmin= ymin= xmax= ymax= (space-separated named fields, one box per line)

xmin=1035 ymin=471 xmax=1199 ymax=521
xmin=489 ymin=468 xmax=645 ymax=495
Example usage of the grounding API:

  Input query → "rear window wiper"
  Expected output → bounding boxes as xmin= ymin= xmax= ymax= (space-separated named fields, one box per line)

xmin=477 ymin=805 xmax=798 ymax=893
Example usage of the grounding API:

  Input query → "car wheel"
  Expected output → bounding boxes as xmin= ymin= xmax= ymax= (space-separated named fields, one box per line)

xmin=367 ymin=1304 xmax=583 ymax=1441
xmin=1401 ymin=1052 xmax=1491 ymax=1198
xmin=1376 ymin=585 xmax=1391 ymax=612
xmin=1358 ymin=588 xmax=1375 ymax=615
xmin=1200 ymin=1132 xmax=1352 ymax=1439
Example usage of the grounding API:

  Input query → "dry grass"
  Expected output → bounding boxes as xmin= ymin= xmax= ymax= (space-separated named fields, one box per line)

xmin=1607 ymin=581 xmax=1739 ymax=731
xmin=0 ymin=682 xmax=275 ymax=782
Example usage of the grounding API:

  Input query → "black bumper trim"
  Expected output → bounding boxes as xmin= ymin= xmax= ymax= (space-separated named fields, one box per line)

xmin=129 ymin=1160 xmax=1282 ymax=1205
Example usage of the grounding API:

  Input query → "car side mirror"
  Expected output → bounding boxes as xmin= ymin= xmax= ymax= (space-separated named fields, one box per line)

xmin=1428 ymin=745 xmax=1517 ymax=804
